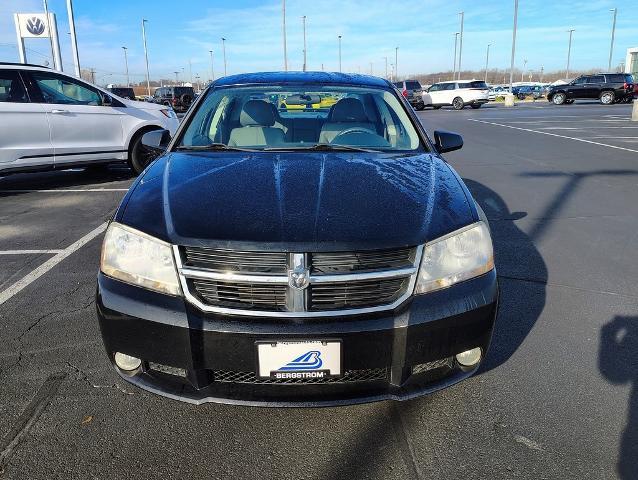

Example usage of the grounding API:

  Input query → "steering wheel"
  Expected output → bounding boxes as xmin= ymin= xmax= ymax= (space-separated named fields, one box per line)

xmin=332 ymin=127 xmax=377 ymax=141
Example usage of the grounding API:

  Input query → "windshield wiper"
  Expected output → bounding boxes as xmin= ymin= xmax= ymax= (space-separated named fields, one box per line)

xmin=263 ymin=143 xmax=376 ymax=153
xmin=174 ymin=143 xmax=258 ymax=152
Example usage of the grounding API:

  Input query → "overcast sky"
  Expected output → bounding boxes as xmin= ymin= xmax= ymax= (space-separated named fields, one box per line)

xmin=1 ymin=0 xmax=636 ymax=85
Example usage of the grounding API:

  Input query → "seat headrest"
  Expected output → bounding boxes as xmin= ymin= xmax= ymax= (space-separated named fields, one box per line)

xmin=330 ymin=98 xmax=368 ymax=122
xmin=240 ymin=100 xmax=275 ymax=127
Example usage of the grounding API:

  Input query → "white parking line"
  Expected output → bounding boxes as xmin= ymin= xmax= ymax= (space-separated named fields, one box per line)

xmin=0 ymin=223 xmax=107 ymax=306
xmin=0 ymin=250 xmax=63 ymax=255
xmin=0 ymin=188 xmax=128 ymax=193
xmin=468 ymin=119 xmax=638 ymax=154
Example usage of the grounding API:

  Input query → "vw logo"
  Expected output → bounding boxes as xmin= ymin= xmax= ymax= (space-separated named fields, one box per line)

xmin=26 ymin=17 xmax=45 ymax=36
xmin=289 ymin=267 xmax=310 ymax=290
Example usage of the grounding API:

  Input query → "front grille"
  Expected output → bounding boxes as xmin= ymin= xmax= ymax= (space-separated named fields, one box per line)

xmin=311 ymin=248 xmax=414 ymax=274
xmin=212 ymin=368 xmax=388 ymax=384
xmin=191 ymin=279 xmax=287 ymax=311
xmin=309 ymin=277 xmax=407 ymax=311
xmin=177 ymin=245 xmax=420 ymax=316
xmin=183 ymin=247 xmax=287 ymax=274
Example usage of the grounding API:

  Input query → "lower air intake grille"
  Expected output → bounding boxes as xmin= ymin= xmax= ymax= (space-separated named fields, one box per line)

xmin=191 ymin=279 xmax=287 ymax=311
xmin=309 ymin=277 xmax=408 ymax=311
xmin=213 ymin=368 xmax=388 ymax=384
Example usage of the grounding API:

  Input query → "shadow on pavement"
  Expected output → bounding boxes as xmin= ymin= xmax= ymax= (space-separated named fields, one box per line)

xmin=0 ymin=165 xmax=133 ymax=196
xmin=599 ymin=316 xmax=638 ymax=479
xmin=462 ymin=179 xmax=547 ymax=373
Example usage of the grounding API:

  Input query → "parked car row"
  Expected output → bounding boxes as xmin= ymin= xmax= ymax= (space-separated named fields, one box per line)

xmin=395 ymin=79 xmax=490 ymax=110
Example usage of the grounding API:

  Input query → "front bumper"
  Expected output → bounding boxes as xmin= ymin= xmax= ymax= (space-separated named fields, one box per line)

xmin=96 ymin=270 xmax=498 ymax=406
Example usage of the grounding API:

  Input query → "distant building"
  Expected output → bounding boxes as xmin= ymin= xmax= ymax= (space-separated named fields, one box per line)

xmin=626 ymin=47 xmax=638 ymax=78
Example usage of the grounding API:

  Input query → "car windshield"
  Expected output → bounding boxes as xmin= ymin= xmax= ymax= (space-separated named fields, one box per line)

xmin=177 ymin=85 xmax=424 ymax=152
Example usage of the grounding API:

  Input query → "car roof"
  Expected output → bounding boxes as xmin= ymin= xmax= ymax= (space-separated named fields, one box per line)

xmin=213 ymin=71 xmax=392 ymax=88
xmin=0 ymin=62 xmax=51 ymax=70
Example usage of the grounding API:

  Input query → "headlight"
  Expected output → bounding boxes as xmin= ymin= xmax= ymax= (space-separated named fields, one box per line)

xmin=159 ymin=108 xmax=177 ymax=119
xmin=414 ymin=222 xmax=494 ymax=294
xmin=100 ymin=223 xmax=181 ymax=295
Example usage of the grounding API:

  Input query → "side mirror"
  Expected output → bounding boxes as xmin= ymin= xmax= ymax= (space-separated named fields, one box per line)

xmin=433 ymin=130 xmax=463 ymax=154
xmin=142 ymin=129 xmax=171 ymax=153
xmin=102 ymin=94 xmax=113 ymax=107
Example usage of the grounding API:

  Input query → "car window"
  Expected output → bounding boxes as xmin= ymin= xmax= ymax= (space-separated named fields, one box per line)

xmin=587 ymin=75 xmax=605 ymax=83
xmin=179 ymin=85 xmax=425 ymax=152
xmin=457 ymin=82 xmax=470 ymax=89
xmin=442 ymin=83 xmax=456 ymax=90
xmin=468 ymin=81 xmax=488 ymax=88
xmin=405 ymin=81 xmax=421 ymax=90
xmin=573 ymin=77 xmax=587 ymax=85
xmin=30 ymin=71 xmax=102 ymax=106
xmin=428 ymin=84 xmax=441 ymax=92
xmin=0 ymin=70 xmax=28 ymax=103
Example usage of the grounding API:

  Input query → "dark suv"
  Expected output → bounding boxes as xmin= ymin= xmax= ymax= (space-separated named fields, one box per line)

xmin=394 ymin=80 xmax=425 ymax=110
xmin=152 ymin=86 xmax=196 ymax=112
xmin=107 ymin=86 xmax=136 ymax=100
xmin=96 ymin=72 xmax=498 ymax=406
xmin=547 ymin=73 xmax=634 ymax=105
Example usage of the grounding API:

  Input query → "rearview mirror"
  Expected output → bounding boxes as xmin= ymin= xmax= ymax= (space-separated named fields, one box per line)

xmin=141 ymin=129 xmax=171 ymax=153
xmin=433 ymin=130 xmax=463 ymax=153
xmin=285 ymin=94 xmax=321 ymax=105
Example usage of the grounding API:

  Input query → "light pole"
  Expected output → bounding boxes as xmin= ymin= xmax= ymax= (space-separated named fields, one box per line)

xmin=508 ymin=0 xmax=518 ymax=93
xmin=452 ymin=32 xmax=459 ymax=80
xmin=566 ymin=29 xmax=575 ymax=80
xmin=209 ymin=50 xmax=214 ymax=82
xmin=457 ymin=11 xmax=464 ymax=80
xmin=484 ymin=43 xmax=490 ymax=82
xmin=189 ymin=59 xmax=193 ymax=84
xmin=221 ymin=38 xmax=227 ymax=76
xmin=395 ymin=47 xmax=398 ymax=80
xmin=540 ymin=65 xmax=544 ymax=83
xmin=390 ymin=63 xmax=395 ymax=82
xmin=174 ymin=71 xmax=179 ymax=85
xmin=383 ymin=56 xmax=388 ymax=79
xmin=608 ymin=8 xmax=617 ymax=72
xmin=282 ymin=0 xmax=288 ymax=71
xmin=142 ymin=19 xmax=151 ymax=96
xmin=338 ymin=35 xmax=342 ymax=72
xmin=302 ymin=16 xmax=307 ymax=72
xmin=122 ymin=46 xmax=129 ymax=87
xmin=521 ymin=59 xmax=527 ymax=82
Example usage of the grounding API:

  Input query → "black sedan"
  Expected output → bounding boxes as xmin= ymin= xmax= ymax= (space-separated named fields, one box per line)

xmin=96 ymin=72 xmax=498 ymax=406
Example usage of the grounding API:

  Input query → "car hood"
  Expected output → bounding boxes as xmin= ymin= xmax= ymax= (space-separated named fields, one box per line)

xmin=117 ymin=151 xmax=475 ymax=251
xmin=121 ymin=98 xmax=165 ymax=111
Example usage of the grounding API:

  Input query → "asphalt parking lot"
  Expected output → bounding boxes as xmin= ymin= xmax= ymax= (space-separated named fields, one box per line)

xmin=1 ymin=101 xmax=637 ymax=479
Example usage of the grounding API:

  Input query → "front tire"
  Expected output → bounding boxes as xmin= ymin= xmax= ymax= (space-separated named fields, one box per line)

xmin=600 ymin=91 xmax=615 ymax=105
xmin=452 ymin=97 xmax=464 ymax=110
xmin=128 ymin=128 xmax=161 ymax=175
xmin=552 ymin=93 xmax=566 ymax=105
xmin=470 ymin=104 xmax=482 ymax=109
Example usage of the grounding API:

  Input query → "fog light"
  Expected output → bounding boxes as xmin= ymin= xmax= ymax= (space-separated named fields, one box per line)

xmin=114 ymin=352 xmax=141 ymax=371
xmin=455 ymin=348 xmax=482 ymax=367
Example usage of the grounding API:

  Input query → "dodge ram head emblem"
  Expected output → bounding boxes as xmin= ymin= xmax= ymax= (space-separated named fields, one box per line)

xmin=289 ymin=266 xmax=310 ymax=290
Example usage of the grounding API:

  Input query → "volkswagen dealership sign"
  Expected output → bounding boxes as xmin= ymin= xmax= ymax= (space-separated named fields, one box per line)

xmin=13 ymin=12 xmax=62 ymax=71
xmin=16 ymin=13 xmax=52 ymax=38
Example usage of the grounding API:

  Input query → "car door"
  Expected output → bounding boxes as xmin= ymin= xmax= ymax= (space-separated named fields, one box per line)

xmin=425 ymin=84 xmax=440 ymax=105
xmin=566 ymin=76 xmax=587 ymax=99
xmin=26 ymin=70 xmax=126 ymax=167
xmin=0 ymin=69 xmax=53 ymax=172
xmin=585 ymin=75 xmax=605 ymax=98
xmin=441 ymin=83 xmax=457 ymax=104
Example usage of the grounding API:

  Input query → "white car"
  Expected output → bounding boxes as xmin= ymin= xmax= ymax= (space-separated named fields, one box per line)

xmin=422 ymin=80 xmax=490 ymax=110
xmin=0 ymin=63 xmax=180 ymax=175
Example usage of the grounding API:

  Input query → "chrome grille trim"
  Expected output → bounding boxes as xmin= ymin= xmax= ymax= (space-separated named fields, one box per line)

xmin=174 ymin=245 xmax=423 ymax=318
